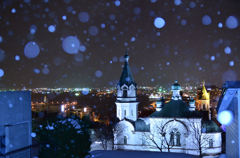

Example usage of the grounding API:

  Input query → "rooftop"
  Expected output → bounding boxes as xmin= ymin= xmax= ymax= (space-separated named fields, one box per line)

xmin=150 ymin=100 xmax=201 ymax=118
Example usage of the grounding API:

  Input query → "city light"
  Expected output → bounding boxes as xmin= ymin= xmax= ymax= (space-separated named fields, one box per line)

xmin=61 ymin=104 xmax=65 ymax=112
xmin=84 ymin=107 xmax=87 ymax=112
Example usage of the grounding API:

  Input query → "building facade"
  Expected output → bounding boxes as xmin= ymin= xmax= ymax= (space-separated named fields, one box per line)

xmin=217 ymin=81 xmax=240 ymax=158
xmin=114 ymin=53 xmax=222 ymax=156
xmin=0 ymin=91 xmax=32 ymax=156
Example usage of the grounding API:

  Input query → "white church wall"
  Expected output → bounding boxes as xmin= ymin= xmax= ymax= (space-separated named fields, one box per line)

xmin=202 ymin=133 xmax=222 ymax=155
xmin=117 ymin=89 xmax=123 ymax=98
xmin=114 ymin=120 xmax=134 ymax=145
xmin=114 ymin=121 xmax=146 ymax=150
xmin=116 ymin=102 xmax=138 ymax=121
xmin=184 ymin=119 xmax=202 ymax=151
xmin=114 ymin=118 xmax=221 ymax=156
xmin=148 ymin=118 xmax=205 ymax=155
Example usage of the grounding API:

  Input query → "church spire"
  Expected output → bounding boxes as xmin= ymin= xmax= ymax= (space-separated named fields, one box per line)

xmin=124 ymin=50 xmax=129 ymax=62
xmin=201 ymin=81 xmax=210 ymax=100
xmin=115 ymin=51 xmax=138 ymax=121
xmin=118 ymin=51 xmax=135 ymax=87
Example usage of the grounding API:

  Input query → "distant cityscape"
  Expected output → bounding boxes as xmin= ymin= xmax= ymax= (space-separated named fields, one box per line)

xmin=0 ymin=82 xmax=221 ymax=126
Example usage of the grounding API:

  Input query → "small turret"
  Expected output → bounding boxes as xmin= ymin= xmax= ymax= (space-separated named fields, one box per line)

xmin=156 ymin=97 xmax=164 ymax=111
xmin=171 ymin=80 xmax=182 ymax=100
xmin=189 ymin=97 xmax=196 ymax=111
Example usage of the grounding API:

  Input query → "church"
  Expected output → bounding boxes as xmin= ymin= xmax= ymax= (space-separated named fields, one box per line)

xmin=114 ymin=52 xmax=222 ymax=156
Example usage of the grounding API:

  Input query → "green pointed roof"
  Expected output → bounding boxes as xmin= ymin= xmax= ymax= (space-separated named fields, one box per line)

xmin=150 ymin=100 xmax=201 ymax=118
xmin=118 ymin=51 xmax=136 ymax=87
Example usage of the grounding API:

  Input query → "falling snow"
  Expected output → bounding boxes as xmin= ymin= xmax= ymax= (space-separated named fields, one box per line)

xmin=224 ymin=46 xmax=231 ymax=54
xmin=24 ymin=41 xmax=40 ymax=59
xmin=78 ymin=12 xmax=90 ymax=23
xmin=0 ymin=69 xmax=4 ymax=77
xmin=62 ymin=36 xmax=80 ymax=54
xmin=48 ymin=25 xmax=56 ymax=32
xmin=0 ymin=0 xmax=239 ymax=88
xmin=225 ymin=16 xmax=238 ymax=29
xmin=154 ymin=17 xmax=166 ymax=29
xmin=202 ymin=15 xmax=212 ymax=25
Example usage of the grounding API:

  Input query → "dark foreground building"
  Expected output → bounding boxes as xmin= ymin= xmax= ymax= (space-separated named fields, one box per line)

xmin=0 ymin=91 xmax=32 ymax=157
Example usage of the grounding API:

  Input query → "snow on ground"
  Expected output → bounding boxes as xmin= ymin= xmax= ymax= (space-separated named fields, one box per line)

xmin=89 ymin=150 xmax=200 ymax=158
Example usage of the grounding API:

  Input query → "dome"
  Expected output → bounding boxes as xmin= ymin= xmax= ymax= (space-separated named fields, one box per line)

xmin=202 ymin=120 xmax=222 ymax=133
xmin=135 ymin=119 xmax=150 ymax=132
xmin=171 ymin=80 xmax=181 ymax=90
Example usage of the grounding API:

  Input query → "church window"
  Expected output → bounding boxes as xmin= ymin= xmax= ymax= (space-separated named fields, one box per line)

xmin=203 ymin=104 xmax=206 ymax=110
xmin=142 ymin=137 xmax=146 ymax=145
xmin=131 ymin=110 xmax=133 ymax=116
xmin=123 ymin=89 xmax=127 ymax=97
xmin=209 ymin=139 xmax=213 ymax=148
xmin=170 ymin=131 xmax=174 ymax=146
xmin=170 ymin=130 xmax=181 ymax=146
xmin=176 ymin=132 xmax=181 ymax=146
xmin=124 ymin=110 xmax=126 ymax=117
xmin=124 ymin=136 xmax=127 ymax=145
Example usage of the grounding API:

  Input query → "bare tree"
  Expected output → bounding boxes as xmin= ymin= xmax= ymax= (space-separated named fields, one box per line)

xmin=143 ymin=122 xmax=174 ymax=152
xmin=113 ymin=122 xmax=127 ymax=150
xmin=94 ymin=123 xmax=113 ymax=150
xmin=188 ymin=119 xmax=211 ymax=156
xmin=143 ymin=132 xmax=164 ymax=152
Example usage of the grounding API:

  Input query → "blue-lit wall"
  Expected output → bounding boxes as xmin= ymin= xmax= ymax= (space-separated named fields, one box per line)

xmin=0 ymin=91 xmax=32 ymax=155
xmin=226 ymin=93 xmax=239 ymax=158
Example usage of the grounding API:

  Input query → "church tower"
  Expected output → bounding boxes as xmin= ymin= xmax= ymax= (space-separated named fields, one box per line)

xmin=115 ymin=51 xmax=139 ymax=121
xmin=198 ymin=81 xmax=210 ymax=111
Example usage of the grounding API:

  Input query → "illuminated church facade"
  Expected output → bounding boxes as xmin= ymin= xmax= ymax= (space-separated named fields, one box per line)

xmin=114 ymin=52 xmax=222 ymax=156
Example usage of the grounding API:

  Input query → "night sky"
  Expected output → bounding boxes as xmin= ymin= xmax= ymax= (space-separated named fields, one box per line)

xmin=0 ymin=0 xmax=240 ymax=88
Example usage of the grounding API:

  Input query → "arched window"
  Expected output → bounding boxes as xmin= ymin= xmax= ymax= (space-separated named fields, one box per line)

xmin=203 ymin=104 xmax=206 ymax=110
xmin=176 ymin=132 xmax=181 ymax=146
xmin=124 ymin=110 xmax=127 ymax=117
xmin=209 ymin=139 xmax=213 ymax=148
xmin=142 ymin=137 xmax=146 ymax=145
xmin=170 ymin=131 xmax=174 ymax=146
xmin=170 ymin=130 xmax=181 ymax=146
xmin=124 ymin=136 xmax=127 ymax=145
xmin=123 ymin=88 xmax=128 ymax=97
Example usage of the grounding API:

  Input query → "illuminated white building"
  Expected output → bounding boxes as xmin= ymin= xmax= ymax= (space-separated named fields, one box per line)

xmin=114 ymin=52 xmax=222 ymax=156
